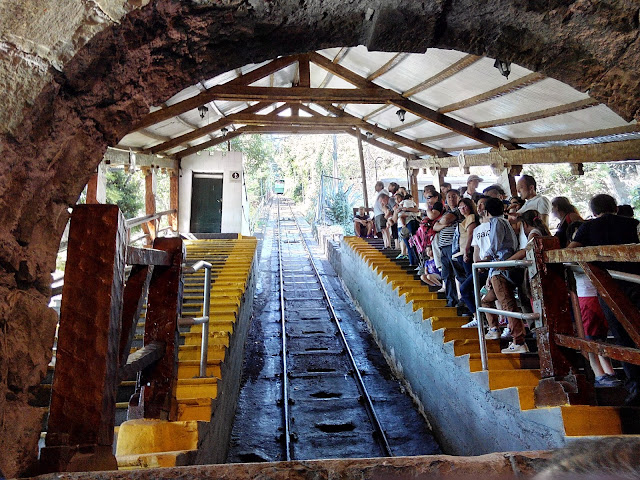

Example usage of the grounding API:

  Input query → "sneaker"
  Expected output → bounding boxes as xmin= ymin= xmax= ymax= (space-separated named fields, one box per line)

xmin=595 ymin=374 xmax=623 ymax=388
xmin=500 ymin=327 xmax=512 ymax=339
xmin=501 ymin=342 xmax=529 ymax=354
xmin=396 ymin=253 xmax=404 ymax=259
xmin=461 ymin=318 xmax=478 ymax=328
xmin=436 ymin=287 xmax=446 ymax=293
xmin=485 ymin=328 xmax=500 ymax=340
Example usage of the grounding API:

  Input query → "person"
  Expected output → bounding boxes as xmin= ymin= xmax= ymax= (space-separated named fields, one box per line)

xmin=463 ymin=174 xmax=483 ymax=203
xmin=459 ymin=197 xmax=491 ymax=327
xmin=387 ymin=182 xmax=400 ymax=249
xmin=433 ymin=190 xmax=463 ymax=307
xmin=420 ymin=246 xmax=443 ymax=287
xmin=567 ymin=193 xmax=640 ymax=405
xmin=507 ymin=196 xmax=526 ymax=235
xmin=440 ymin=182 xmax=452 ymax=198
xmin=483 ymin=184 xmax=507 ymax=201
xmin=398 ymin=193 xmax=420 ymax=262
xmin=551 ymin=196 xmax=582 ymax=247
xmin=353 ymin=207 xmax=373 ymax=238
xmin=516 ymin=174 xmax=552 ymax=226
xmin=372 ymin=181 xmax=391 ymax=247
xmin=454 ymin=197 xmax=479 ymax=278
xmin=565 ymin=221 xmax=621 ymax=388
xmin=618 ymin=204 xmax=635 ymax=217
xmin=509 ymin=210 xmax=551 ymax=261
xmin=480 ymin=198 xmax=527 ymax=353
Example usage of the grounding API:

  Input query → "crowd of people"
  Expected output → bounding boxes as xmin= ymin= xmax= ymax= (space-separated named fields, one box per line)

xmin=354 ymin=174 xmax=640 ymax=403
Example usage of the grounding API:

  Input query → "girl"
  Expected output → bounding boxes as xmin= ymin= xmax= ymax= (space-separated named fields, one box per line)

xmin=552 ymin=196 xmax=583 ymax=247
xmin=420 ymin=246 xmax=442 ymax=287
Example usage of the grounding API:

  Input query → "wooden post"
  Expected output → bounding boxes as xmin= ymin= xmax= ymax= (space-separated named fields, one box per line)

xmin=143 ymin=167 xmax=157 ymax=244
xmin=169 ymin=170 xmax=179 ymax=231
xmin=410 ymin=168 xmax=419 ymax=199
xmin=139 ymin=237 xmax=184 ymax=420
xmin=119 ymin=265 xmax=153 ymax=369
xmin=356 ymin=128 xmax=369 ymax=210
xmin=86 ymin=164 xmax=106 ymax=204
xmin=40 ymin=205 xmax=126 ymax=473
xmin=528 ymin=237 xmax=593 ymax=407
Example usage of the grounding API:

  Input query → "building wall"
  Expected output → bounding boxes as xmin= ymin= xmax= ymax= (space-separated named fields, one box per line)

xmin=179 ymin=151 xmax=245 ymax=234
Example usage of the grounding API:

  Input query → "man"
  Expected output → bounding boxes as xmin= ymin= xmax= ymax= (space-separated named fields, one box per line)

xmin=568 ymin=193 xmax=640 ymax=405
xmin=463 ymin=174 xmax=483 ymax=203
xmin=433 ymin=190 xmax=463 ymax=307
xmin=373 ymin=181 xmax=390 ymax=247
xmin=353 ymin=207 xmax=373 ymax=238
xmin=516 ymin=174 xmax=551 ymax=226
xmin=387 ymin=182 xmax=400 ymax=248
xmin=483 ymin=184 xmax=507 ymax=201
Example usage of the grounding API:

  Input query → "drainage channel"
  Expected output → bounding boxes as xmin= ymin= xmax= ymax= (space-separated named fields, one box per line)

xmin=277 ymin=197 xmax=392 ymax=460
xmin=227 ymin=198 xmax=441 ymax=463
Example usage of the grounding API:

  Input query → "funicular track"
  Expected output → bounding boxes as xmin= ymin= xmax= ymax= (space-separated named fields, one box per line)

xmin=275 ymin=197 xmax=392 ymax=460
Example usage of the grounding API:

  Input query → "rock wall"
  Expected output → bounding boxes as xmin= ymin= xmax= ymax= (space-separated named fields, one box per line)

xmin=0 ymin=0 xmax=639 ymax=475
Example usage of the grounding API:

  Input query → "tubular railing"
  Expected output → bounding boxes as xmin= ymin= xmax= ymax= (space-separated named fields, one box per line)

xmin=472 ymin=259 xmax=541 ymax=371
xmin=179 ymin=260 xmax=212 ymax=378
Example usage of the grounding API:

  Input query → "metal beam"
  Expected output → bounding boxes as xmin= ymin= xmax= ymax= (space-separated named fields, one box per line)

xmin=408 ymin=138 xmax=640 ymax=169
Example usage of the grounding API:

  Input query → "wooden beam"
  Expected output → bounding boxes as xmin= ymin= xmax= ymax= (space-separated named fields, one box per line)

xmin=135 ymin=56 xmax=298 ymax=130
xmin=355 ymin=128 xmax=369 ymax=210
xmin=403 ymin=54 xmax=482 ymax=97
xmin=230 ymin=113 xmax=364 ymax=126
xmin=298 ymin=54 xmax=310 ymax=88
xmin=119 ymin=264 xmax=153 ymax=369
xmin=390 ymin=117 xmax=423 ymax=133
xmin=186 ymin=85 xmax=397 ymax=103
xmin=242 ymin=125 xmax=348 ymax=135
xmin=408 ymin=138 xmax=640 ymax=169
xmin=363 ymin=105 xmax=392 ymax=121
xmin=475 ymin=98 xmax=599 ymax=129
xmin=126 ymin=247 xmax=171 ymax=266
xmin=512 ymin=124 xmax=640 ymax=144
xmin=119 ymin=341 xmax=166 ymax=381
xmin=318 ymin=47 xmax=351 ymax=88
xmin=545 ymin=244 xmax=640 ymax=264
xmin=438 ymin=72 xmax=546 ymax=114
xmin=144 ymin=102 xmax=272 ymax=154
xmin=345 ymin=127 xmax=418 ymax=159
xmin=415 ymin=132 xmax=460 ymax=143
xmin=555 ymin=334 xmax=640 ymax=366
xmin=169 ymin=171 xmax=178 ymax=231
xmin=175 ymin=130 xmax=244 ymax=159
xmin=321 ymin=103 xmax=445 ymax=156
xmin=367 ymin=52 xmax=410 ymax=81
xmin=309 ymin=51 xmax=516 ymax=149
xmin=103 ymin=148 xmax=177 ymax=170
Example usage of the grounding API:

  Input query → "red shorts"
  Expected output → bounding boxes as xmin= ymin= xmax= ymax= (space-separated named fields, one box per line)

xmin=578 ymin=296 xmax=609 ymax=339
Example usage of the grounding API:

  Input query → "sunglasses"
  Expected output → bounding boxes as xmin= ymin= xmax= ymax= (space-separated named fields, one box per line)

xmin=426 ymin=196 xmax=435 ymax=199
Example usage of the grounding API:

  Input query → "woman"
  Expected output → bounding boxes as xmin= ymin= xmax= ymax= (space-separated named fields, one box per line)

xmin=551 ymin=196 xmax=582 ymax=247
xmin=454 ymin=197 xmax=479 ymax=278
xmin=509 ymin=210 xmax=551 ymax=261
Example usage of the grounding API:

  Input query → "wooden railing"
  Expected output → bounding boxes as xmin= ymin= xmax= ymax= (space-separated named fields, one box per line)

xmin=39 ymin=205 xmax=184 ymax=473
xmin=527 ymin=238 xmax=640 ymax=407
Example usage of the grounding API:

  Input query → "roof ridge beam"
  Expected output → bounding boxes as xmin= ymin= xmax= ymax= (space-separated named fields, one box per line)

xmin=135 ymin=56 xmax=299 ymax=130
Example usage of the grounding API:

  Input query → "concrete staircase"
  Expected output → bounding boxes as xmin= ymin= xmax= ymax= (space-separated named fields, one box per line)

xmin=115 ymin=237 xmax=257 ymax=469
xmin=342 ymin=237 xmax=640 ymax=448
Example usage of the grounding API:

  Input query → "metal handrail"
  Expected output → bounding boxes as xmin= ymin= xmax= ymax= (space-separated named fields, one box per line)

xmin=125 ymin=209 xmax=176 ymax=229
xmin=472 ymin=259 xmax=540 ymax=371
xmin=181 ymin=260 xmax=212 ymax=377
xmin=564 ymin=263 xmax=640 ymax=285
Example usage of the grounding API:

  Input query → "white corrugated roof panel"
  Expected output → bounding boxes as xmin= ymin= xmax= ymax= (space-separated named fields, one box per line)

xmin=452 ymin=77 xmax=591 ymax=124
xmin=165 ymin=85 xmax=203 ymax=106
xmin=411 ymin=57 xmax=533 ymax=110
xmin=486 ymin=104 xmax=629 ymax=140
xmin=402 ymin=123 xmax=457 ymax=139
xmin=373 ymin=49 xmax=469 ymax=93
xmin=338 ymin=45 xmax=399 ymax=79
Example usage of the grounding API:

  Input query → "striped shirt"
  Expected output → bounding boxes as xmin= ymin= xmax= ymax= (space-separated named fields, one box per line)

xmin=437 ymin=209 xmax=462 ymax=247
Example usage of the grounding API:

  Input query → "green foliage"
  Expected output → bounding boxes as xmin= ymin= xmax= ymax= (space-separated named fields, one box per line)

xmin=105 ymin=169 xmax=144 ymax=219
xmin=323 ymin=183 xmax=357 ymax=235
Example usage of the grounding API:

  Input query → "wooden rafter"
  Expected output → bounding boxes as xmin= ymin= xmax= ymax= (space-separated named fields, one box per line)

xmin=175 ymin=130 xmax=243 ymax=159
xmin=318 ymin=47 xmax=351 ymax=88
xmin=345 ymin=127 xmax=418 ymax=159
xmin=512 ymin=124 xmax=640 ymax=144
xmin=415 ymin=132 xmax=460 ymax=144
xmin=438 ymin=72 xmax=546 ymax=114
xmin=135 ymin=56 xmax=298 ymax=130
xmin=181 ymin=86 xmax=397 ymax=103
xmin=297 ymin=54 xmax=311 ymax=88
xmin=475 ymin=98 xmax=599 ymax=129
xmin=390 ymin=117 xmax=423 ymax=133
xmin=230 ymin=114 xmax=364 ymax=127
xmin=144 ymin=102 xmax=273 ymax=154
xmin=319 ymin=102 xmax=445 ymax=157
xmin=307 ymin=51 xmax=517 ymax=150
xmin=243 ymin=125 xmax=347 ymax=135
xmin=363 ymin=105 xmax=392 ymax=121
xmin=402 ymin=54 xmax=481 ymax=97
xmin=367 ymin=53 xmax=410 ymax=81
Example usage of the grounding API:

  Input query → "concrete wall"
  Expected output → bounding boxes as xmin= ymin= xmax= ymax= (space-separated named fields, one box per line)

xmin=179 ymin=151 xmax=245 ymax=234
xmin=330 ymin=240 xmax=569 ymax=455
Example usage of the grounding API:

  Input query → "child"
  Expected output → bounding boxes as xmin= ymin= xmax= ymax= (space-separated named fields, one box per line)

xmin=353 ymin=207 xmax=373 ymax=238
xmin=420 ymin=246 xmax=443 ymax=286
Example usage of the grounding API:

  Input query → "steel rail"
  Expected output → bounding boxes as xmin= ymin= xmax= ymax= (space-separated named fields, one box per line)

xmin=281 ymin=199 xmax=394 ymax=457
xmin=276 ymin=197 xmax=293 ymax=461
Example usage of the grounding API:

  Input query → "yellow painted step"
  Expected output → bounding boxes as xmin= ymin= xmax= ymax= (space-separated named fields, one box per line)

xmin=517 ymin=386 xmax=536 ymax=410
xmin=178 ymin=345 xmax=226 ymax=361
xmin=468 ymin=353 xmax=538 ymax=372
xmin=177 ymin=398 xmax=214 ymax=421
xmin=430 ymin=317 xmax=469 ymax=330
xmin=178 ymin=360 xmax=222 ymax=379
xmin=488 ymin=369 xmax=541 ymax=390
xmin=182 ymin=331 xmax=229 ymax=347
xmin=404 ymin=292 xmax=439 ymax=301
xmin=561 ymin=405 xmax=623 ymax=436
xmin=117 ymin=450 xmax=196 ymax=470
xmin=418 ymin=306 xmax=459 ymax=317
xmin=188 ymin=320 xmax=235 ymax=333
xmin=176 ymin=377 xmax=218 ymax=399
xmin=453 ymin=339 xmax=501 ymax=356
xmin=443 ymin=327 xmax=478 ymax=342
xmin=116 ymin=419 xmax=202 ymax=456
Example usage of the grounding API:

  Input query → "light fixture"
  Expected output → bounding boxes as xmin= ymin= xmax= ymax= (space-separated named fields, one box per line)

xmin=365 ymin=131 xmax=373 ymax=139
xmin=493 ymin=59 xmax=511 ymax=79
xmin=396 ymin=109 xmax=406 ymax=122
xmin=198 ymin=105 xmax=209 ymax=119
xmin=221 ymin=127 xmax=229 ymax=137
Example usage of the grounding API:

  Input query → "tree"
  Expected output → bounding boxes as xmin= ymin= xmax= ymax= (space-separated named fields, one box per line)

xmin=105 ymin=169 xmax=144 ymax=219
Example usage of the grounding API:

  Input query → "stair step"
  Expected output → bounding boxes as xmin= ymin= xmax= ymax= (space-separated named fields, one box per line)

xmin=452 ymin=339 xmax=501 ymax=356
xmin=561 ymin=406 xmax=624 ymax=436
xmin=469 ymin=353 xmax=540 ymax=372
xmin=181 ymin=331 xmax=230 ymax=347
xmin=178 ymin=360 xmax=222 ymax=379
xmin=178 ymin=345 xmax=226 ymax=361
xmin=177 ymin=397 xmax=214 ymax=421
xmin=489 ymin=369 xmax=541 ymax=390
xmin=443 ymin=327 xmax=479 ymax=342
xmin=430 ymin=317 xmax=469 ymax=330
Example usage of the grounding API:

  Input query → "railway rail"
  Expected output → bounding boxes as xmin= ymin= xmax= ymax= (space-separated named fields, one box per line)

xmin=275 ymin=197 xmax=393 ymax=460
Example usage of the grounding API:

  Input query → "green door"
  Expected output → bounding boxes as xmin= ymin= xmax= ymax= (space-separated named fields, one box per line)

xmin=190 ymin=173 xmax=223 ymax=233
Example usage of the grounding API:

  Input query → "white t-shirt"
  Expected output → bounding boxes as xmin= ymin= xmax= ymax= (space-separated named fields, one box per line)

xmin=471 ymin=222 xmax=491 ymax=258
xmin=398 ymin=199 xmax=417 ymax=227
xmin=519 ymin=227 xmax=543 ymax=249
xmin=373 ymin=189 xmax=390 ymax=216
xmin=518 ymin=195 xmax=552 ymax=217
xmin=575 ymin=272 xmax=598 ymax=297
